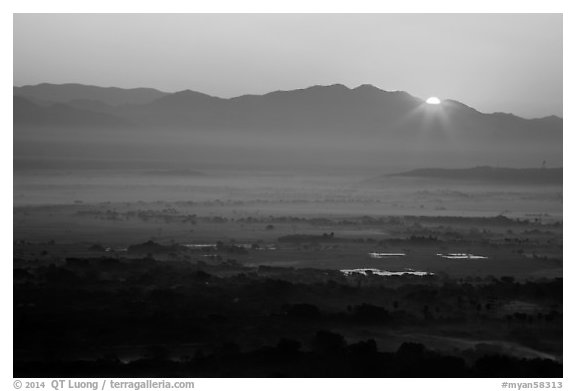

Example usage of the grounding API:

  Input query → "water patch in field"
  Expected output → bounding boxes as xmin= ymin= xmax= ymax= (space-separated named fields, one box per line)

xmin=341 ymin=268 xmax=433 ymax=276
xmin=437 ymin=253 xmax=488 ymax=259
xmin=369 ymin=252 xmax=406 ymax=258
xmin=182 ymin=244 xmax=216 ymax=249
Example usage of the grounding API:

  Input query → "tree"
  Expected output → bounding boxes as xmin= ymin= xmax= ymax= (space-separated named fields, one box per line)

xmin=314 ymin=330 xmax=346 ymax=354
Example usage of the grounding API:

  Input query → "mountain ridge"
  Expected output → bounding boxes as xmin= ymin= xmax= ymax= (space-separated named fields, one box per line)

xmin=13 ymin=82 xmax=562 ymax=168
xmin=14 ymin=83 xmax=169 ymax=106
xmin=13 ymin=96 xmax=130 ymax=129
xmin=13 ymin=82 xmax=561 ymax=120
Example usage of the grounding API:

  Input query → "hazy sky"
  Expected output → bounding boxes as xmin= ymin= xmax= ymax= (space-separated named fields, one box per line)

xmin=14 ymin=13 xmax=562 ymax=118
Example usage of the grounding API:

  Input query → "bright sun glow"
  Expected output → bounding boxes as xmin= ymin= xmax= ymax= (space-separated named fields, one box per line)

xmin=426 ymin=97 xmax=441 ymax=105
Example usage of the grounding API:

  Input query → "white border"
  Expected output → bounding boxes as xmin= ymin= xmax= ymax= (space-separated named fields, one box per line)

xmin=5 ymin=2 xmax=571 ymax=390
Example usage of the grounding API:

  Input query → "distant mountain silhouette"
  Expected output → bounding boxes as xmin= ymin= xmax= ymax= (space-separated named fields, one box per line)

xmin=13 ymin=83 xmax=562 ymax=168
xmin=389 ymin=166 xmax=562 ymax=184
xmin=14 ymin=83 xmax=168 ymax=106
xmin=120 ymin=84 xmax=426 ymax=132
xmin=14 ymin=96 xmax=129 ymax=128
xmin=111 ymin=83 xmax=561 ymax=141
xmin=14 ymin=83 xmax=562 ymax=135
xmin=65 ymin=99 xmax=117 ymax=114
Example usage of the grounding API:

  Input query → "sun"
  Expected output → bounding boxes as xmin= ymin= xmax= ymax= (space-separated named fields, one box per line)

xmin=426 ymin=97 xmax=441 ymax=105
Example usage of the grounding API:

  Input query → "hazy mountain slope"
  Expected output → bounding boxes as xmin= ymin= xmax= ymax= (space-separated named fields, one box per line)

xmin=13 ymin=96 xmax=130 ymax=128
xmin=119 ymin=84 xmax=426 ymax=133
xmin=13 ymin=83 xmax=563 ymax=169
xmin=14 ymin=83 xmax=168 ymax=106
xmin=14 ymin=83 xmax=562 ymax=140
xmin=118 ymin=89 xmax=227 ymax=126
xmin=114 ymin=83 xmax=561 ymax=142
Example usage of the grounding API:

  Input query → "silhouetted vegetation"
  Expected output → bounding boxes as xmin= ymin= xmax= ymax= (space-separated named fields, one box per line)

xmin=14 ymin=255 xmax=562 ymax=377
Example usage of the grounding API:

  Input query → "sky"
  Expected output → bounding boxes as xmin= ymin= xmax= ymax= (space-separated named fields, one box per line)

xmin=13 ymin=13 xmax=562 ymax=118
